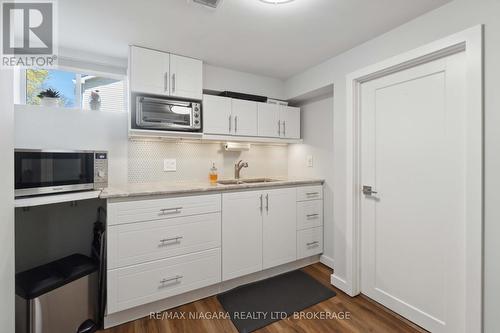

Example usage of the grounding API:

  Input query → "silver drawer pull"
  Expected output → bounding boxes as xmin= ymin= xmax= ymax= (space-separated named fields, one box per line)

xmin=306 ymin=241 xmax=320 ymax=247
xmin=159 ymin=275 xmax=183 ymax=286
xmin=159 ymin=207 xmax=183 ymax=215
xmin=159 ymin=236 xmax=183 ymax=245
xmin=306 ymin=214 xmax=319 ymax=218
xmin=306 ymin=192 xmax=319 ymax=196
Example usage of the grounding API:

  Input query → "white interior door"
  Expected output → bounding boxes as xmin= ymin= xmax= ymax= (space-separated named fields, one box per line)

xmin=360 ymin=52 xmax=466 ymax=333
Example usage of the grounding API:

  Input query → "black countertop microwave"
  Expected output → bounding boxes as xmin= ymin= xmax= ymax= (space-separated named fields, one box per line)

xmin=15 ymin=149 xmax=108 ymax=198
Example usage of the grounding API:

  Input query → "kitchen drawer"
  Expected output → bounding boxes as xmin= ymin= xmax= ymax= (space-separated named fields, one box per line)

xmin=107 ymin=194 xmax=221 ymax=225
xmin=297 ymin=227 xmax=323 ymax=259
xmin=108 ymin=213 xmax=221 ymax=269
xmin=297 ymin=200 xmax=323 ymax=230
xmin=297 ymin=185 xmax=323 ymax=201
xmin=107 ymin=248 xmax=221 ymax=314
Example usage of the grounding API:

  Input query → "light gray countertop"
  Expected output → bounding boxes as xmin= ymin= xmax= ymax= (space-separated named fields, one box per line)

xmin=100 ymin=178 xmax=324 ymax=199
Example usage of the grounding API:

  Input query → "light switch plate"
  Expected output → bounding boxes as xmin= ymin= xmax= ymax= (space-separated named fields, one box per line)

xmin=163 ymin=159 xmax=177 ymax=172
xmin=306 ymin=155 xmax=313 ymax=167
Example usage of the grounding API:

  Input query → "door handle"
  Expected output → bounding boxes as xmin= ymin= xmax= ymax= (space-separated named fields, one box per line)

xmin=171 ymin=73 xmax=176 ymax=94
xmin=159 ymin=236 xmax=183 ymax=246
xmin=283 ymin=121 xmax=286 ymax=136
xmin=362 ymin=185 xmax=378 ymax=195
xmin=278 ymin=120 xmax=281 ymax=136
xmin=159 ymin=275 xmax=183 ymax=286
xmin=229 ymin=115 xmax=232 ymax=133
xmin=260 ymin=194 xmax=263 ymax=212
xmin=265 ymin=194 xmax=269 ymax=212
xmin=235 ymin=116 xmax=238 ymax=133
xmin=164 ymin=72 xmax=169 ymax=93
xmin=159 ymin=207 xmax=183 ymax=215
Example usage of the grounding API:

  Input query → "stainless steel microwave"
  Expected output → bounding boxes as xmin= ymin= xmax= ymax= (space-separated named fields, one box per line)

xmin=15 ymin=149 xmax=108 ymax=198
xmin=135 ymin=96 xmax=201 ymax=131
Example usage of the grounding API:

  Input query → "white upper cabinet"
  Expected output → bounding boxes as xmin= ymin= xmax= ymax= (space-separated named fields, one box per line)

xmin=203 ymin=95 xmax=232 ymax=135
xmin=170 ymin=54 xmax=203 ymax=100
xmin=279 ymin=106 xmax=301 ymax=139
xmin=257 ymin=103 xmax=280 ymax=138
xmin=129 ymin=46 xmax=202 ymax=100
xmin=231 ymin=99 xmax=258 ymax=137
xmin=129 ymin=46 xmax=170 ymax=96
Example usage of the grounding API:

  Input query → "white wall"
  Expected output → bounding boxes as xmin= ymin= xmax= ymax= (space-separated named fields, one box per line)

xmin=14 ymin=105 xmax=128 ymax=186
xmin=284 ymin=0 xmax=499 ymax=330
xmin=288 ymin=95 xmax=334 ymax=268
xmin=0 ymin=70 xmax=15 ymax=332
xmin=203 ymin=64 xmax=286 ymax=100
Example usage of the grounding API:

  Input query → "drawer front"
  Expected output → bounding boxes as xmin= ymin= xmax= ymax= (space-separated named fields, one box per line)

xmin=297 ymin=200 xmax=323 ymax=230
xmin=108 ymin=194 xmax=221 ymax=225
xmin=297 ymin=227 xmax=323 ymax=259
xmin=107 ymin=248 xmax=221 ymax=314
xmin=108 ymin=213 xmax=221 ymax=269
xmin=297 ymin=185 xmax=323 ymax=201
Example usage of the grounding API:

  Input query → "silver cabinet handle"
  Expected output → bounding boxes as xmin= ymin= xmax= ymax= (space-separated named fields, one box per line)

xmin=172 ymin=73 xmax=176 ymax=93
xmin=159 ymin=236 xmax=183 ymax=246
xmin=164 ymin=72 xmax=169 ymax=93
xmin=229 ymin=115 xmax=232 ymax=133
xmin=306 ymin=241 xmax=319 ymax=247
xmin=235 ymin=116 xmax=238 ymax=133
xmin=283 ymin=121 xmax=286 ymax=136
xmin=265 ymin=194 xmax=269 ymax=212
xmin=306 ymin=192 xmax=319 ymax=196
xmin=260 ymin=194 xmax=263 ymax=211
xmin=306 ymin=214 xmax=319 ymax=218
xmin=278 ymin=120 xmax=281 ymax=136
xmin=159 ymin=275 xmax=183 ymax=286
xmin=159 ymin=207 xmax=182 ymax=215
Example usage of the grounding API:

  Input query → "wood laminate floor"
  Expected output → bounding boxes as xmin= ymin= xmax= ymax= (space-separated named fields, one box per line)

xmin=100 ymin=263 xmax=426 ymax=333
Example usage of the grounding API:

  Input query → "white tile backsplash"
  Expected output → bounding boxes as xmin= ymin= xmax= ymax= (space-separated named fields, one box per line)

xmin=128 ymin=139 xmax=288 ymax=183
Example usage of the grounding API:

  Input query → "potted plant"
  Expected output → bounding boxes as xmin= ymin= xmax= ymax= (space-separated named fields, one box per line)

xmin=38 ymin=88 xmax=61 ymax=107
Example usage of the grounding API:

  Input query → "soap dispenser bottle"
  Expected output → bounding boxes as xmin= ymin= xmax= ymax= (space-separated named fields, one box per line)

xmin=209 ymin=162 xmax=218 ymax=185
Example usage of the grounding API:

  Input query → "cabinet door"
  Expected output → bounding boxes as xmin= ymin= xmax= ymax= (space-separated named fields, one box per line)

xmin=262 ymin=188 xmax=297 ymax=269
xmin=222 ymin=190 xmax=263 ymax=280
xmin=170 ymin=54 xmax=203 ymax=100
xmin=231 ymin=99 xmax=258 ymax=137
xmin=280 ymin=106 xmax=301 ymax=139
xmin=202 ymin=95 xmax=232 ymax=135
xmin=129 ymin=46 xmax=170 ymax=96
xmin=257 ymin=103 xmax=280 ymax=138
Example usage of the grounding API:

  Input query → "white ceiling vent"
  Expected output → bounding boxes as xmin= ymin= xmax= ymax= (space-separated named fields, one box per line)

xmin=191 ymin=0 xmax=222 ymax=9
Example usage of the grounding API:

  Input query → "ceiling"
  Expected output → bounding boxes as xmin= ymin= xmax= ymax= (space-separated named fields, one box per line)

xmin=58 ymin=0 xmax=451 ymax=79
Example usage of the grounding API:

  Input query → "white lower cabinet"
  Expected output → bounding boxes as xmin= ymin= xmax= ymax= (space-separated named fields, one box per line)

xmin=222 ymin=187 xmax=297 ymax=280
xmin=222 ymin=190 xmax=263 ymax=281
xmin=297 ymin=227 xmax=323 ymax=259
xmin=262 ymin=188 xmax=297 ymax=269
xmin=107 ymin=248 xmax=221 ymax=314
xmin=106 ymin=184 xmax=323 ymax=315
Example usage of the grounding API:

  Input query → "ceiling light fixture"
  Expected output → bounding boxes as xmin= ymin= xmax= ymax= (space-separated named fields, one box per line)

xmin=259 ymin=0 xmax=295 ymax=4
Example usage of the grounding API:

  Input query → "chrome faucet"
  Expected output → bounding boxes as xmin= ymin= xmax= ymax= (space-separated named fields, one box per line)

xmin=234 ymin=160 xmax=249 ymax=179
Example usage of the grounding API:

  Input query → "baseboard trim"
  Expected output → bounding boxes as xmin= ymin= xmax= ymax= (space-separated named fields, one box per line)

xmin=104 ymin=255 xmax=321 ymax=329
xmin=331 ymin=273 xmax=353 ymax=296
xmin=319 ymin=255 xmax=334 ymax=269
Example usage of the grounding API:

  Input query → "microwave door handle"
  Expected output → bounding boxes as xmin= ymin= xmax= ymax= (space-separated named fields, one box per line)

xmin=141 ymin=97 xmax=190 ymax=107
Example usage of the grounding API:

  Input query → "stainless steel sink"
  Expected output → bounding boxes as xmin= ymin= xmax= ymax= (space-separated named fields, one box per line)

xmin=240 ymin=178 xmax=279 ymax=184
xmin=217 ymin=178 xmax=280 ymax=185
xmin=217 ymin=179 xmax=245 ymax=185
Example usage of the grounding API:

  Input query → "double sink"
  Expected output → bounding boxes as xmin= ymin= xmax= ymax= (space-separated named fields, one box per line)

xmin=217 ymin=178 xmax=280 ymax=185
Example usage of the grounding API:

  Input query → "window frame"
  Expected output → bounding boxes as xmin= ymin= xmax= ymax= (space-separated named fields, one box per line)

xmin=17 ymin=65 xmax=127 ymax=112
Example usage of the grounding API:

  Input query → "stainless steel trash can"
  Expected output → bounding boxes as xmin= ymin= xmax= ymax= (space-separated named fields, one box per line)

xmin=16 ymin=254 xmax=98 ymax=333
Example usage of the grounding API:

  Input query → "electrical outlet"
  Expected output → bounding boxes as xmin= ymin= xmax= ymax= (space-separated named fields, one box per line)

xmin=163 ymin=159 xmax=177 ymax=172
xmin=306 ymin=155 xmax=313 ymax=168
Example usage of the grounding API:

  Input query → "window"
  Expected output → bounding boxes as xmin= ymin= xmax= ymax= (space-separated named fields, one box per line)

xmin=23 ymin=68 xmax=126 ymax=112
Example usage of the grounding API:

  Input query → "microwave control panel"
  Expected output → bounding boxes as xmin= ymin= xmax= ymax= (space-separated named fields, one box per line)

xmin=94 ymin=151 xmax=108 ymax=189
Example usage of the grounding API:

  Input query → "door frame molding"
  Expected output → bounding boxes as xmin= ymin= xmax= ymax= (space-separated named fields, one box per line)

xmin=338 ymin=25 xmax=483 ymax=332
